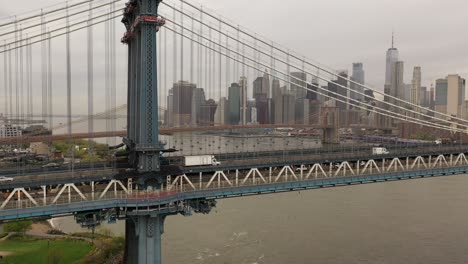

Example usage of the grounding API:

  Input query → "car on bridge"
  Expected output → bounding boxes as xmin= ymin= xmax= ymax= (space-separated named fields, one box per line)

xmin=0 ymin=176 xmax=13 ymax=182
xmin=41 ymin=162 xmax=60 ymax=169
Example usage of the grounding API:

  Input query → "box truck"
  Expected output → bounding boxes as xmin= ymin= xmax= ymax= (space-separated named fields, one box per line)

xmin=183 ymin=155 xmax=221 ymax=167
xmin=372 ymin=147 xmax=389 ymax=155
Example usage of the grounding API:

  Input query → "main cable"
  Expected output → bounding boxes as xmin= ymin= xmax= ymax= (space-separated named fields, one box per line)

xmin=163 ymin=4 xmax=468 ymax=131
xmin=160 ymin=20 xmax=466 ymax=133
xmin=172 ymin=0 xmax=468 ymax=126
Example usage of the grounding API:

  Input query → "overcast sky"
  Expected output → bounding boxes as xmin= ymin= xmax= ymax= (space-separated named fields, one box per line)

xmin=1 ymin=0 xmax=467 ymax=115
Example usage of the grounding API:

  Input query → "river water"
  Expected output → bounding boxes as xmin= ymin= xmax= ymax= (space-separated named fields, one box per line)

xmin=55 ymin=173 xmax=468 ymax=264
xmin=51 ymin=118 xmax=468 ymax=263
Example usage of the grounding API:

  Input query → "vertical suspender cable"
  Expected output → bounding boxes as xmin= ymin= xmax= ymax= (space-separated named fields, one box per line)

xmin=88 ymin=0 xmax=94 ymax=165
xmin=111 ymin=1 xmax=116 ymax=149
xmin=8 ymin=44 xmax=12 ymax=119
xmin=15 ymin=18 xmax=19 ymax=122
xmin=25 ymin=37 xmax=30 ymax=122
xmin=190 ymin=16 xmax=194 ymax=86
xmin=66 ymin=1 xmax=73 ymax=171
xmin=48 ymin=32 xmax=53 ymax=132
xmin=105 ymin=2 xmax=110 ymax=145
xmin=180 ymin=1 xmax=184 ymax=83
xmin=19 ymin=26 xmax=24 ymax=125
xmin=218 ymin=20 xmax=221 ymax=100
xmin=163 ymin=27 xmax=167 ymax=126
xmin=3 ymin=42 xmax=8 ymax=118
xmin=173 ymin=4 xmax=177 ymax=128
xmin=41 ymin=11 xmax=47 ymax=129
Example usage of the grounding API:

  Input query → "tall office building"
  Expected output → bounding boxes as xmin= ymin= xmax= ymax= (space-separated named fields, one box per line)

xmin=290 ymin=72 xmax=307 ymax=99
xmin=214 ymin=97 xmax=229 ymax=125
xmin=420 ymin=86 xmax=428 ymax=107
xmin=246 ymin=99 xmax=257 ymax=124
xmin=306 ymin=82 xmax=319 ymax=101
xmin=295 ymin=98 xmax=310 ymax=125
xmin=404 ymin=84 xmax=412 ymax=102
xmin=282 ymin=92 xmax=296 ymax=125
xmin=385 ymin=34 xmax=399 ymax=87
xmin=384 ymin=33 xmax=399 ymax=109
xmin=228 ymin=82 xmax=241 ymax=125
xmin=429 ymin=85 xmax=435 ymax=111
xmin=262 ymin=71 xmax=271 ymax=98
xmin=239 ymin=77 xmax=248 ymax=125
xmin=191 ymin=88 xmax=206 ymax=126
xmin=172 ymin=81 xmax=196 ymax=127
xmin=411 ymin=66 xmax=421 ymax=105
xmin=328 ymin=71 xmax=348 ymax=110
xmin=199 ymin=99 xmax=217 ymax=126
xmin=165 ymin=88 xmax=174 ymax=127
xmin=435 ymin=75 xmax=466 ymax=118
xmin=389 ymin=61 xmax=405 ymax=111
xmin=253 ymin=77 xmax=263 ymax=99
xmin=351 ymin=63 xmax=365 ymax=101
xmin=272 ymin=79 xmax=284 ymax=124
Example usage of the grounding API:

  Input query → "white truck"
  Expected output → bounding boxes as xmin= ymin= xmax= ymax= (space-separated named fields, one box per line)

xmin=372 ymin=147 xmax=389 ymax=155
xmin=183 ymin=155 xmax=221 ymax=167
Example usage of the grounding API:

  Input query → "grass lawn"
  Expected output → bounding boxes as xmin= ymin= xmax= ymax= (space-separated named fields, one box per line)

xmin=0 ymin=235 xmax=94 ymax=264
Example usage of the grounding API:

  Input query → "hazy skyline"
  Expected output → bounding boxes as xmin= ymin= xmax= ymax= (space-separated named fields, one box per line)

xmin=1 ymin=0 xmax=467 ymax=108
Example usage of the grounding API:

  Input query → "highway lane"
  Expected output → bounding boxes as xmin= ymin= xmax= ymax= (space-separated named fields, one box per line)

xmin=0 ymin=144 xmax=466 ymax=189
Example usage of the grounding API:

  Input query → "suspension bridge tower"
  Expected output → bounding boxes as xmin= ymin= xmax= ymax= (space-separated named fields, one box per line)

xmin=122 ymin=0 xmax=165 ymax=174
xmin=121 ymin=1 xmax=168 ymax=263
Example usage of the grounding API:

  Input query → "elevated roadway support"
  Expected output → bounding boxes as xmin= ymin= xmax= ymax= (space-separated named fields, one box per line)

xmin=321 ymin=106 xmax=340 ymax=144
xmin=123 ymin=199 xmax=216 ymax=264
xmin=125 ymin=213 xmax=167 ymax=264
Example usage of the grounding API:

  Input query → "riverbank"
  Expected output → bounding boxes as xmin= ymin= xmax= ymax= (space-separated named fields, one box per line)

xmin=0 ymin=221 xmax=124 ymax=264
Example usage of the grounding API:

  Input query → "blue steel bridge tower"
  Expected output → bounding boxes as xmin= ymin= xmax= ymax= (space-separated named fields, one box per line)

xmin=121 ymin=1 xmax=169 ymax=263
xmin=121 ymin=0 xmax=165 ymax=174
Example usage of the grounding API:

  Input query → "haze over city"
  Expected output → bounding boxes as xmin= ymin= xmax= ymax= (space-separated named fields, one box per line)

xmin=1 ymin=0 xmax=467 ymax=110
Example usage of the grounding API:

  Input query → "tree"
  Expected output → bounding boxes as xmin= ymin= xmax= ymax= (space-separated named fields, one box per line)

xmin=4 ymin=220 xmax=32 ymax=234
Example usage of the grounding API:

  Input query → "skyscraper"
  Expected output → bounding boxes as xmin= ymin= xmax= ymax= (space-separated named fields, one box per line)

xmin=172 ymin=81 xmax=196 ymax=127
xmin=214 ymin=97 xmax=229 ymax=125
xmin=385 ymin=33 xmax=399 ymax=87
xmin=239 ymin=77 xmax=248 ymax=125
xmin=253 ymin=77 xmax=263 ymax=99
xmin=262 ymin=71 xmax=271 ymax=98
xmin=199 ymin=99 xmax=217 ymax=126
xmin=434 ymin=75 xmax=466 ymax=118
xmin=351 ymin=63 xmax=365 ymax=101
xmin=384 ymin=33 xmax=400 ymax=113
xmin=411 ymin=66 xmax=421 ymax=106
xmin=391 ymin=61 xmax=405 ymax=109
xmin=228 ymin=82 xmax=241 ymax=125
xmin=290 ymin=72 xmax=307 ymax=99
xmin=165 ymin=88 xmax=174 ymax=127
xmin=191 ymin=88 xmax=206 ymax=126
xmin=328 ymin=71 xmax=348 ymax=110
xmin=272 ymin=79 xmax=283 ymax=124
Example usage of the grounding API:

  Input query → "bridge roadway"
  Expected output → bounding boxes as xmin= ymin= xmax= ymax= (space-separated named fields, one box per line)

xmin=0 ymin=156 xmax=467 ymax=221
xmin=0 ymin=143 xmax=466 ymax=190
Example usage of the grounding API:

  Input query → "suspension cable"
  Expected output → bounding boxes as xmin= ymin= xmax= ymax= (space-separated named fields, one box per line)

xmin=172 ymin=0 xmax=468 ymax=126
xmin=163 ymin=4 xmax=468 ymax=131
xmin=161 ymin=21 xmax=466 ymax=134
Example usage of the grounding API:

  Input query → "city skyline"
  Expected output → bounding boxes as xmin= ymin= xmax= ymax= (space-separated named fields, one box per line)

xmin=1 ymin=0 xmax=467 ymax=108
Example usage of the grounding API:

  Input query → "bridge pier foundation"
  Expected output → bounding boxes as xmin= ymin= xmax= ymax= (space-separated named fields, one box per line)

xmin=125 ymin=214 xmax=166 ymax=264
